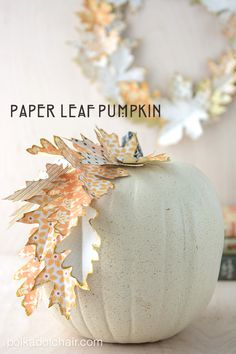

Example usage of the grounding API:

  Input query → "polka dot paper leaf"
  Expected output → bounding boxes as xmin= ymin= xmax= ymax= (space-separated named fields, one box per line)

xmin=75 ymin=150 xmax=108 ymax=166
xmin=71 ymin=134 xmax=115 ymax=165
xmin=5 ymin=128 xmax=169 ymax=318
xmin=71 ymin=134 xmax=105 ymax=155
xmin=75 ymin=0 xmax=236 ymax=145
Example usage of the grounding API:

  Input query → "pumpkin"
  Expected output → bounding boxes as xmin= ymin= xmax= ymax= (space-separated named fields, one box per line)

xmin=48 ymin=161 xmax=224 ymax=343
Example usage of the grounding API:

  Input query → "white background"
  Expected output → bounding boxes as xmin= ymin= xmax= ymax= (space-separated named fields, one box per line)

xmin=0 ymin=0 xmax=236 ymax=351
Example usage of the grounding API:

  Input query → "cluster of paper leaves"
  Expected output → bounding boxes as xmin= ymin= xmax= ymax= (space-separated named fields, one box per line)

xmin=6 ymin=128 xmax=169 ymax=318
xmin=75 ymin=0 xmax=236 ymax=145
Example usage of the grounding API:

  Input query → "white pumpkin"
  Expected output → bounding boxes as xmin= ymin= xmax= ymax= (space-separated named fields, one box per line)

xmin=50 ymin=161 xmax=224 ymax=343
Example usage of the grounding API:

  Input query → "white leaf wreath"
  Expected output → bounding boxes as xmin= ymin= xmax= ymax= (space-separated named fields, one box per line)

xmin=75 ymin=0 xmax=236 ymax=145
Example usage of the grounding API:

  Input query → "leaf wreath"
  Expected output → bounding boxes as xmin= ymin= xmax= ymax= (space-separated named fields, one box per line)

xmin=75 ymin=0 xmax=236 ymax=145
xmin=6 ymin=128 xmax=170 ymax=318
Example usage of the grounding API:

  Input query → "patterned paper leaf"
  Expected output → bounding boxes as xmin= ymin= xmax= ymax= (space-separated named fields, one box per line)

xmin=5 ymin=164 xmax=69 ymax=202
xmin=27 ymin=139 xmax=61 ymax=156
xmin=15 ymin=257 xmax=45 ymax=297
xmin=35 ymin=250 xmax=78 ymax=318
xmin=95 ymin=127 xmax=145 ymax=164
xmin=22 ymin=289 xmax=40 ymax=316
xmin=17 ymin=208 xmax=58 ymax=259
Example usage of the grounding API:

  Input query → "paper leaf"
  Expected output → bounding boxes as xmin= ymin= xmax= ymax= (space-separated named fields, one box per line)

xmin=54 ymin=137 xmax=84 ymax=168
xmin=6 ymin=164 xmax=69 ymax=202
xmin=138 ymin=153 xmax=170 ymax=164
xmin=15 ymin=257 xmax=45 ymax=296
xmin=87 ymin=165 xmax=129 ymax=179
xmin=80 ymin=168 xmax=115 ymax=198
xmin=27 ymin=139 xmax=61 ymax=156
xmin=35 ymin=250 xmax=78 ymax=318
xmin=19 ymin=244 xmax=36 ymax=258
xmin=95 ymin=127 xmax=140 ymax=163
xmin=159 ymin=97 xmax=209 ymax=145
xmin=22 ymin=289 xmax=40 ymax=315
xmin=17 ymin=208 xmax=59 ymax=258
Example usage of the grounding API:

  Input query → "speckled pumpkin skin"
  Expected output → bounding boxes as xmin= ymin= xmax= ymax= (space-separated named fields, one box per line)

xmin=55 ymin=162 xmax=224 ymax=343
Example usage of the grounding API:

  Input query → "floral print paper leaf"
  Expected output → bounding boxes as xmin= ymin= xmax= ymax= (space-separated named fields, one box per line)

xmin=34 ymin=250 xmax=78 ymax=318
xmin=14 ymin=257 xmax=45 ymax=296
xmin=17 ymin=208 xmax=58 ymax=259
xmin=14 ymin=250 xmax=45 ymax=315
